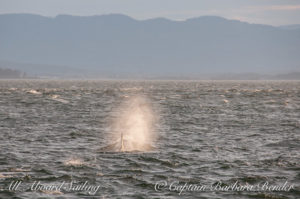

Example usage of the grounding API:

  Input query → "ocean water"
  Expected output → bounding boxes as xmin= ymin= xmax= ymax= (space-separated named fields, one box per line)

xmin=0 ymin=80 xmax=299 ymax=199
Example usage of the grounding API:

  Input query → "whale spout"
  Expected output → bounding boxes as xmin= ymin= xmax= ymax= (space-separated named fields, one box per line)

xmin=99 ymin=132 xmax=155 ymax=152
xmin=99 ymin=95 xmax=157 ymax=152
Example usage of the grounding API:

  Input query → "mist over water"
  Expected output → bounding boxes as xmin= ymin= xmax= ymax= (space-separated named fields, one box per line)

xmin=0 ymin=80 xmax=299 ymax=198
xmin=103 ymin=95 xmax=157 ymax=152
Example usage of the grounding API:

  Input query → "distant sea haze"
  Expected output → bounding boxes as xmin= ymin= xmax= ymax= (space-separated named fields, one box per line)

xmin=0 ymin=14 xmax=299 ymax=78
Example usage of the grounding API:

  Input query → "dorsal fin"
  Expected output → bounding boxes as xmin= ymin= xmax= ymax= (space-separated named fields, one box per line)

xmin=120 ymin=133 xmax=125 ymax=152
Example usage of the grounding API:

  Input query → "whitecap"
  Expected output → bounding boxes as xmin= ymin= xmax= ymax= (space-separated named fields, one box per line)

xmin=27 ymin=89 xmax=42 ymax=95
xmin=64 ymin=158 xmax=85 ymax=166
xmin=0 ymin=173 xmax=12 ymax=178
xmin=50 ymin=95 xmax=69 ymax=104
xmin=223 ymin=99 xmax=229 ymax=103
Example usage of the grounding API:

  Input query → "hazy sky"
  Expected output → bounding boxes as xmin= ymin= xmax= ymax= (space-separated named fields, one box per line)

xmin=0 ymin=0 xmax=300 ymax=25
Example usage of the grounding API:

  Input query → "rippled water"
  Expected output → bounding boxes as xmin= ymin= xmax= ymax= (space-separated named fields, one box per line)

xmin=0 ymin=80 xmax=299 ymax=198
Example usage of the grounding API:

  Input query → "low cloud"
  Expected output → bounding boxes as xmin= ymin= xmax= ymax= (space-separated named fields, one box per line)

xmin=248 ymin=4 xmax=300 ymax=11
xmin=270 ymin=5 xmax=300 ymax=11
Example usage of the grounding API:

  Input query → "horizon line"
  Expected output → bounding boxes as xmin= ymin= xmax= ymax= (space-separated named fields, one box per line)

xmin=1 ymin=12 xmax=297 ymax=27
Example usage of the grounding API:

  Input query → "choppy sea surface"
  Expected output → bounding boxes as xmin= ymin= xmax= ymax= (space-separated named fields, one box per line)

xmin=0 ymin=80 xmax=299 ymax=199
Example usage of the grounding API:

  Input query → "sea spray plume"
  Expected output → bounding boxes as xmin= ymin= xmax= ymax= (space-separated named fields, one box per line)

xmin=99 ymin=95 xmax=157 ymax=152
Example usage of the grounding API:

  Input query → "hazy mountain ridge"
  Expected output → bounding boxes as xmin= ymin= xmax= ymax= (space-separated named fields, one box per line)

xmin=0 ymin=14 xmax=299 ymax=77
xmin=0 ymin=68 xmax=26 ymax=78
xmin=279 ymin=24 xmax=300 ymax=30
